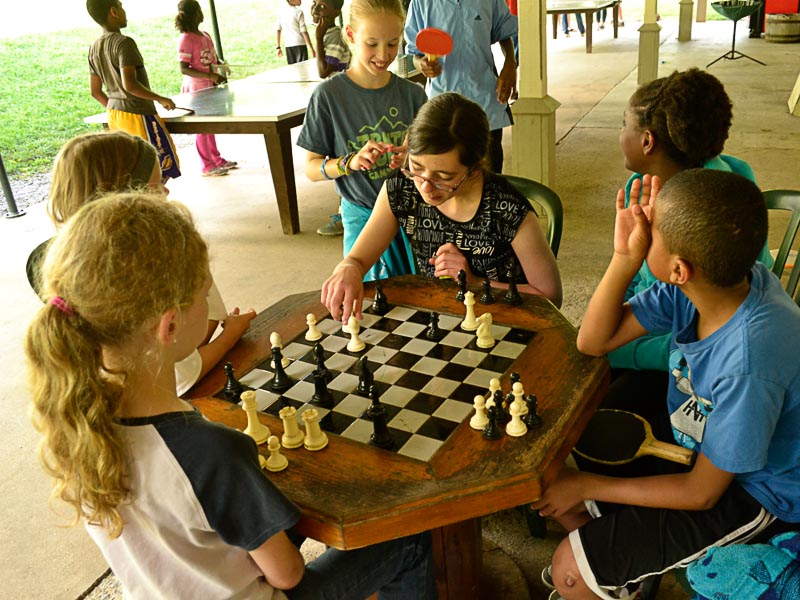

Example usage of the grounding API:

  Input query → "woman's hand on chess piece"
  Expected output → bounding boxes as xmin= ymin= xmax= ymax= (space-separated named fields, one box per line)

xmin=430 ymin=243 xmax=476 ymax=282
xmin=321 ymin=259 xmax=365 ymax=323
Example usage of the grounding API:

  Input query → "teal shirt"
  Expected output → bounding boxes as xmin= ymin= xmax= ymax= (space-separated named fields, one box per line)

xmin=609 ymin=155 xmax=773 ymax=371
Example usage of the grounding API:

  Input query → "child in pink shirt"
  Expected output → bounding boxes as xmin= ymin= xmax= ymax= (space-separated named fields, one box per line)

xmin=175 ymin=0 xmax=236 ymax=177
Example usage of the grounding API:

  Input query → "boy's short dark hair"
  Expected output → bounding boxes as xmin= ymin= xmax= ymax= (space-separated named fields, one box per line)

xmin=87 ymin=0 xmax=117 ymax=26
xmin=332 ymin=0 xmax=345 ymax=9
xmin=657 ymin=169 xmax=767 ymax=288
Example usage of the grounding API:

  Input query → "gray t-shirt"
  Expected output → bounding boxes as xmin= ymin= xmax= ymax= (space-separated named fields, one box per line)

xmin=297 ymin=72 xmax=427 ymax=209
xmin=88 ymin=31 xmax=157 ymax=115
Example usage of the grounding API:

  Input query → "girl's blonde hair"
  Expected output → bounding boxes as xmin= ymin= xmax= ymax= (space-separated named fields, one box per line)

xmin=47 ymin=130 xmax=158 ymax=227
xmin=348 ymin=0 xmax=405 ymax=29
xmin=26 ymin=193 xmax=208 ymax=538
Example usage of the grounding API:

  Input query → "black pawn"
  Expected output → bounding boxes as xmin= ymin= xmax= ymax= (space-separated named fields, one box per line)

xmin=522 ymin=394 xmax=543 ymax=429
xmin=357 ymin=356 xmax=374 ymax=396
xmin=311 ymin=369 xmax=334 ymax=408
xmin=425 ymin=311 xmax=444 ymax=341
xmin=504 ymin=372 xmax=522 ymax=409
xmin=479 ymin=276 xmax=495 ymax=304
xmin=504 ymin=263 xmax=523 ymax=305
xmin=456 ymin=269 xmax=467 ymax=302
xmin=222 ymin=362 xmax=243 ymax=402
xmin=371 ymin=282 xmax=390 ymax=315
xmin=370 ymin=408 xmax=394 ymax=449
xmin=482 ymin=405 xmax=503 ymax=440
xmin=269 ymin=346 xmax=293 ymax=393
xmin=493 ymin=389 xmax=510 ymax=424
xmin=313 ymin=343 xmax=332 ymax=383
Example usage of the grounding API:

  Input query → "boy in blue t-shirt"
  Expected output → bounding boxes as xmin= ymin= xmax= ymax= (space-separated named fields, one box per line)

xmin=534 ymin=169 xmax=800 ymax=600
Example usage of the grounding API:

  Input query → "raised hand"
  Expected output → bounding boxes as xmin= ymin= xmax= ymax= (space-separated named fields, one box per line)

xmin=429 ymin=243 xmax=473 ymax=280
xmin=613 ymin=179 xmax=653 ymax=265
xmin=348 ymin=141 xmax=394 ymax=172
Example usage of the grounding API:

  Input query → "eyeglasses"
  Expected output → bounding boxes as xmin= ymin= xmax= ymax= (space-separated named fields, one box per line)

xmin=400 ymin=164 xmax=472 ymax=193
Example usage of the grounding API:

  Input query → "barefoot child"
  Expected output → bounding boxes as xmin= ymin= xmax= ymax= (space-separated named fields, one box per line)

xmin=298 ymin=0 xmax=427 ymax=256
xmin=87 ymin=0 xmax=181 ymax=182
xmin=28 ymin=130 xmax=254 ymax=396
xmin=321 ymin=92 xmax=562 ymax=323
xmin=534 ymin=171 xmax=800 ymax=600
xmin=26 ymin=194 xmax=435 ymax=599
xmin=176 ymin=0 xmax=237 ymax=177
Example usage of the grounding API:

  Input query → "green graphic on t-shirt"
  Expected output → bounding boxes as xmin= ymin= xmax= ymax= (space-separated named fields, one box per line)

xmin=347 ymin=106 xmax=410 ymax=181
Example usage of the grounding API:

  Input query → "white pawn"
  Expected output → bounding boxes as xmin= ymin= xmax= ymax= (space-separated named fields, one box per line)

xmin=302 ymin=408 xmax=329 ymax=451
xmin=270 ymin=332 xmax=291 ymax=368
xmin=506 ymin=400 xmax=527 ymax=437
xmin=461 ymin=291 xmax=478 ymax=331
xmin=265 ymin=436 xmax=288 ymax=472
xmin=305 ymin=313 xmax=323 ymax=341
xmin=485 ymin=378 xmax=501 ymax=407
xmin=346 ymin=316 xmax=366 ymax=352
xmin=476 ymin=313 xmax=495 ymax=348
xmin=511 ymin=381 xmax=527 ymax=416
xmin=279 ymin=406 xmax=305 ymax=449
xmin=469 ymin=394 xmax=489 ymax=430
xmin=241 ymin=391 xmax=270 ymax=445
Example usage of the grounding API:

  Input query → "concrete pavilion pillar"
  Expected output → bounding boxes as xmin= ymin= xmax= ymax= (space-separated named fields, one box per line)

xmin=696 ymin=0 xmax=708 ymax=22
xmin=511 ymin=0 xmax=561 ymax=187
xmin=638 ymin=0 xmax=662 ymax=85
xmin=678 ymin=0 xmax=695 ymax=40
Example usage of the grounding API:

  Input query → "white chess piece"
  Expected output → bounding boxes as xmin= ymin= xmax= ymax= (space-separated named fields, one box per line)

xmin=241 ymin=391 xmax=270 ymax=444
xmin=269 ymin=331 xmax=291 ymax=368
xmin=511 ymin=381 xmax=527 ymax=416
xmin=475 ymin=313 xmax=495 ymax=348
xmin=301 ymin=408 xmax=329 ymax=451
xmin=461 ymin=291 xmax=478 ymax=331
xmin=265 ymin=436 xmax=288 ymax=472
xmin=469 ymin=394 xmax=489 ymax=430
xmin=346 ymin=316 xmax=366 ymax=352
xmin=485 ymin=378 xmax=501 ymax=407
xmin=506 ymin=400 xmax=527 ymax=437
xmin=305 ymin=313 xmax=323 ymax=341
xmin=279 ymin=406 xmax=305 ymax=448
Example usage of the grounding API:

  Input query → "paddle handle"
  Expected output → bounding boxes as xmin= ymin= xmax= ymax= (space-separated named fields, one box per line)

xmin=641 ymin=439 xmax=695 ymax=465
xmin=424 ymin=53 xmax=440 ymax=64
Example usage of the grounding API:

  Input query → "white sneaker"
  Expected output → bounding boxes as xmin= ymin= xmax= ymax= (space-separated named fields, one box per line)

xmin=542 ymin=565 xmax=555 ymax=590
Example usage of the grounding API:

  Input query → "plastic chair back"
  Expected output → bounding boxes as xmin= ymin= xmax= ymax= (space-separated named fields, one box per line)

xmin=502 ymin=175 xmax=564 ymax=258
xmin=765 ymin=189 xmax=800 ymax=305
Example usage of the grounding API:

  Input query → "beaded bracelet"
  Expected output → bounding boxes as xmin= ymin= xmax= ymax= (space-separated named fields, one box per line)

xmin=336 ymin=152 xmax=356 ymax=176
xmin=320 ymin=156 xmax=334 ymax=180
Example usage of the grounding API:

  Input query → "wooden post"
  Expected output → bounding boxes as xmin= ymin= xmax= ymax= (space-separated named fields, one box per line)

xmin=790 ymin=72 xmax=800 ymax=117
xmin=638 ymin=0 xmax=662 ymax=85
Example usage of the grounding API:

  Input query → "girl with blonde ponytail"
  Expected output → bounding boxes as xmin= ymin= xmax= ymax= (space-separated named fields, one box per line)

xmin=26 ymin=193 xmax=434 ymax=598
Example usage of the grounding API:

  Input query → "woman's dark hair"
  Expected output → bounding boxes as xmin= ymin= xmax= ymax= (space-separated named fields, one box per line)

xmin=406 ymin=92 xmax=490 ymax=171
xmin=175 ymin=0 xmax=202 ymax=32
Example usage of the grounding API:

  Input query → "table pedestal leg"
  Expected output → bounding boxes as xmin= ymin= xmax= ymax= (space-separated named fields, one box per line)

xmin=432 ymin=518 xmax=482 ymax=600
xmin=263 ymin=129 xmax=300 ymax=235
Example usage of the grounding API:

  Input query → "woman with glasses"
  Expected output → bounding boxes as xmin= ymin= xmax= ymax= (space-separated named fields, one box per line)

xmin=322 ymin=92 xmax=562 ymax=323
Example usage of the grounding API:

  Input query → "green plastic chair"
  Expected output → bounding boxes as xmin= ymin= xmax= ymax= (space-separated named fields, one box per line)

xmin=765 ymin=189 xmax=800 ymax=305
xmin=502 ymin=175 xmax=564 ymax=258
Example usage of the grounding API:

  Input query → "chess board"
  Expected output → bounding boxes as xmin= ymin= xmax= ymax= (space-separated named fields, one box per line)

xmin=224 ymin=300 xmax=536 ymax=462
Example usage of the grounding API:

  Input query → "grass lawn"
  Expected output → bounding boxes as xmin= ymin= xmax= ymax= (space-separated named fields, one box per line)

xmin=0 ymin=0 xmax=285 ymax=177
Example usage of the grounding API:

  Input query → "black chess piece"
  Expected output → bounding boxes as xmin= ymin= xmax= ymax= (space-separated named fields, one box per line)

xmin=522 ymin=394 xmax=543 ymax=429
xmin=269 ymin=347 xmax=293 ymax=393
xmin=311 ymin=369 xmax=334 ymax=408
xmin=504 ymin=373 xmax=520 ymax=415
xmin=479 ymin=276 xmax=495 ymax=304
xmin=312 ymin=342 xmax=332 ymax=383
xmin=425 ymin=311 xmax=444 ymax=341
xmin=456 ymin=269 xmax=467 ymax=302
xmin=504 ymin=263 xmax=523 ymax=305
xmin=364 ymin=385 xmax=385 ymax=420
xmin=482 ymin=405 xmax=503 ymax=440
xmin=370 ymin=408 xmax=394 ymax=449
xmin=222 ymin=362 xmax=244 ymax=402
xmin=370 ymin=282 xmax=390 ymax=315
xmin=493 ymin=389 xmax=510 ymax=424
xmin=357 ymin=356 xmax=374 ymax=396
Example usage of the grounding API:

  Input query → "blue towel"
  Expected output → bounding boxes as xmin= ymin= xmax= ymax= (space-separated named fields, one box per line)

xmin=687 ymin=532 xmax=800 ymax=600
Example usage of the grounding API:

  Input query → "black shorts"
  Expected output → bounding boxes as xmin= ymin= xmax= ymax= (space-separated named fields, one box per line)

xmin=571 ymin=482 xmax=797 ymax=599
xmin=286 ymin=45 xmax=308 ymax=65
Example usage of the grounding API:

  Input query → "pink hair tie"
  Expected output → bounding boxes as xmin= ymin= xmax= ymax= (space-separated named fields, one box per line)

xmin=50 ymin=296 xmax=74 ymax=316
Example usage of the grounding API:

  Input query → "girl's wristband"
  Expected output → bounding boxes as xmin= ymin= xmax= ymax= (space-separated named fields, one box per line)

xmin=320 ymin=156 xmax=334 ymax=181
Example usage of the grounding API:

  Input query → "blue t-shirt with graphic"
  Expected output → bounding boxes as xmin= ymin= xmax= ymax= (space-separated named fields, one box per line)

xmin=297 ymin=72 xmax=427 ymax=209
xmin=630 ymin=263 xmax=800 ymax=522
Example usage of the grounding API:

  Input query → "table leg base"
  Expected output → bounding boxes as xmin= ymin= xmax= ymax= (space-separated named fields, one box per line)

xmin=433 ymin=518 xmax=482 ymax=599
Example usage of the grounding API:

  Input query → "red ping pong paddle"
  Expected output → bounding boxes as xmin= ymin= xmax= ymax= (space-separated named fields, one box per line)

xmin=574 ymin=409 xmax=696 ymax=466
xmin=416 ymin=28 xmax=454 ymax=64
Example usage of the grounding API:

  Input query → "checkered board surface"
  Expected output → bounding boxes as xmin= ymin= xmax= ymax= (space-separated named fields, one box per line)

xmin=231 ymin=300 xmax=535 ymax=462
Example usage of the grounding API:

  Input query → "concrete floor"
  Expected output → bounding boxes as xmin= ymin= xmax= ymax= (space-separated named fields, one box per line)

xmin=2 ymin=18 xmax=798 ymax=599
